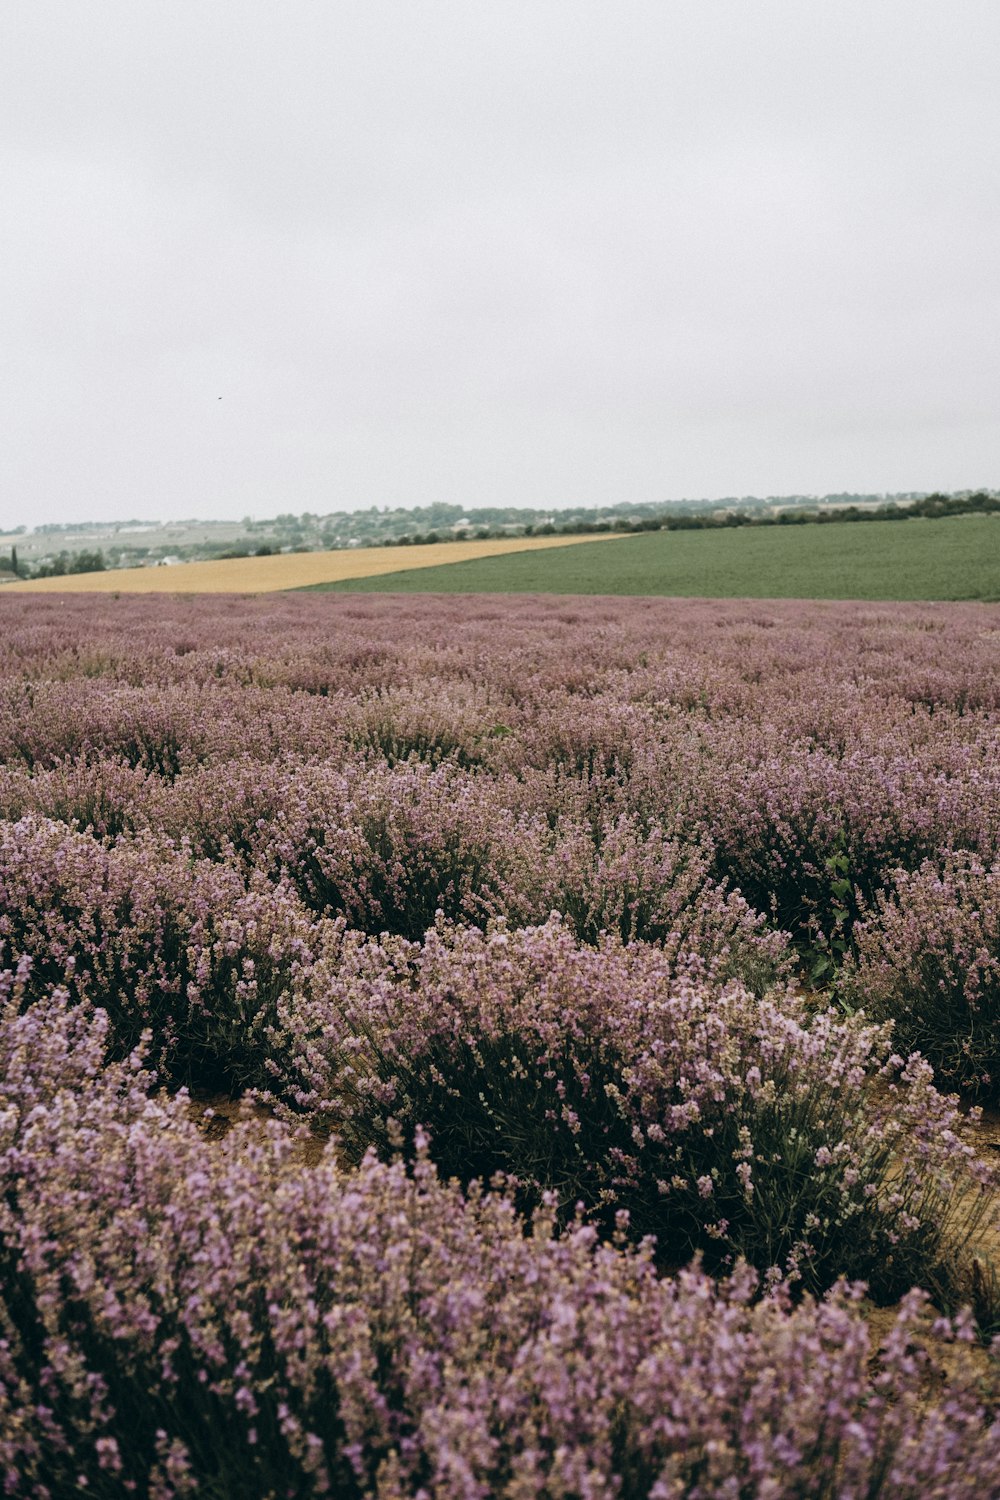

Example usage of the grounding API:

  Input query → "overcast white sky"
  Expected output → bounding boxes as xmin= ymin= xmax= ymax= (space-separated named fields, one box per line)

xmin=2 ymin=2 xmax=998 ymax=527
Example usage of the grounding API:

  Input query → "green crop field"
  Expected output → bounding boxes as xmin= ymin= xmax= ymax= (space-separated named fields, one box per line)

xmin=302 ymin=513 xmax=1000 ymax=601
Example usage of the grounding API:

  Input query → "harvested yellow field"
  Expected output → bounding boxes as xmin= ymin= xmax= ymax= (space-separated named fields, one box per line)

xmin=3 ymin=532 xmax=624 ymax=595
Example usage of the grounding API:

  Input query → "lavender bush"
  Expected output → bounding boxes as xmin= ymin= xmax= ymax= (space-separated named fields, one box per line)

xmin=276 ymin=918 xmax=994 ymax=1299
xmin=842 ymin=854 xmax=1000 ymax=1100
xmin=256 ymin=757 xmax=544 ymax=938
xmin=539 ymin=813 xmax=792 ymax=987
xmin=687 ymin=735 xmax=997 ymax=960
xmin=0 ymin=755 xmax=154 ymax=839
xmin=0 ymin=817 xmax=315 ymax=1088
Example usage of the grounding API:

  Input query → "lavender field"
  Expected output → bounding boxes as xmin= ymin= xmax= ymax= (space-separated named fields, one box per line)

xmin=2 ymin=591 xmax=1000 ymax=1496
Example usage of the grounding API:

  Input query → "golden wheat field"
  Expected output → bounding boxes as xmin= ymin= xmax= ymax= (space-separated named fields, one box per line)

xmin=2 ymin=533 xmax=623 ymax=595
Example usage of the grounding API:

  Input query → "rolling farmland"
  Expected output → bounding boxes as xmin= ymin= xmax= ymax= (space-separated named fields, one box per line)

xmin=9 ymin=514 xmax=996 ymax=603
xmin=1 ymin=530 xmax=622 ymax=594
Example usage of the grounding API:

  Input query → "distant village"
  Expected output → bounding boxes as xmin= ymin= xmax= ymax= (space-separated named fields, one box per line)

xmin=1 ymin=490 xmax=994 ymax=580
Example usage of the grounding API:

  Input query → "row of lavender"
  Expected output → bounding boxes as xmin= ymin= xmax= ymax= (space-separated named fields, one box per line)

xmin=1 ymin=593 xmax=999 ymax=1493
xmin=5 ymin=973 xmax=999 ymax=1497
xmin=0 ymin=816 xmax=988 ymax=1291
xmin=2 ymin=593 xmax=998 ymax=1094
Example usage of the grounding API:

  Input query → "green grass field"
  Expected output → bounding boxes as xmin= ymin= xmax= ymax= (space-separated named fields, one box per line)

xmin=302 ymin=514 xmax=1000 ymax=601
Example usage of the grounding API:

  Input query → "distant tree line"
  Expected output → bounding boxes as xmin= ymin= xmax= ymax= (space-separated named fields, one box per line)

xmin=649 ymin=491 xmax=1000 ymax=533
xmin=384 ymin=520 xmax=623 ymax=547
xmin=372 ymin=492 xmax=999 ymax=550
xmin=20 ymin=549 xmax=107 ymax=578
xmin=215 ymin=542 xmax=276 ymax=559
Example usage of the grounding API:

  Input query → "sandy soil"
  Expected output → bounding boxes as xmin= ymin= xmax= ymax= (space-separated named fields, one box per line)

xmin=185 ymin=1091 xmax=331 ymax=1168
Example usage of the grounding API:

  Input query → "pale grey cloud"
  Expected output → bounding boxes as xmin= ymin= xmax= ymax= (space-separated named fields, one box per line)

xmin=2 ymin=1 xmax=998 ymax=525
